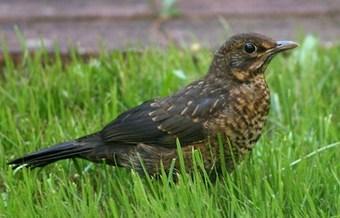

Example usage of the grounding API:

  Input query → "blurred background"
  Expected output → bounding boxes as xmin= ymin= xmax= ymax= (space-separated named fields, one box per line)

xmin=0 ymin=0 xmax=339 ymax=54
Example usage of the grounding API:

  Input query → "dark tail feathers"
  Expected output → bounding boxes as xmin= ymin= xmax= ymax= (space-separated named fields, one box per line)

xmin=8 ymin=140 xmax=94 ymax=169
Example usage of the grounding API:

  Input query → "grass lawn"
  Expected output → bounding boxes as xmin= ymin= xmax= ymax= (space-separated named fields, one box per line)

xmin=0 ymin=36 xmax=339 ymax=217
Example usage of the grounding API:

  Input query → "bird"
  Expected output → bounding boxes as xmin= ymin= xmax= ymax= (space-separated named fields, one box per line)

xmin=8 ymin=33 xmax=298 ymax=175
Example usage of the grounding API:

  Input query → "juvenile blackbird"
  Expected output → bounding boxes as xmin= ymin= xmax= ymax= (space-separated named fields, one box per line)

xmin=9 ymin=33 xmax=298 ymax=174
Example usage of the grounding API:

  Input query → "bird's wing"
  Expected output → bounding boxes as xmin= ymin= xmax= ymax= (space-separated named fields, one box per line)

xmin=101 ymin=83 xmax=226 ymax=148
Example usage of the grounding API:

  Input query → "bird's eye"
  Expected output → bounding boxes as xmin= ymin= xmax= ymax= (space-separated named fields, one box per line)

xmin=244 ymin=43 xmax=257 ymax=54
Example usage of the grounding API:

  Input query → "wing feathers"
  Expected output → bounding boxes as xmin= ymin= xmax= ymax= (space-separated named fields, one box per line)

xmin=101 ymin=89 xmax=224 ymax=148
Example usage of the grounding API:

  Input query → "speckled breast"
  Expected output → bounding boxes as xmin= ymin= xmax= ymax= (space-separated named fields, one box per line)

xmin=211 ymin=75 xmax=270 ymax=155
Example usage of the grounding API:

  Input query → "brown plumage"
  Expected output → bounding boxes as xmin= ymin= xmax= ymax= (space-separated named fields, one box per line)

xmin=8 ymin=33 xmax=298 ymax=174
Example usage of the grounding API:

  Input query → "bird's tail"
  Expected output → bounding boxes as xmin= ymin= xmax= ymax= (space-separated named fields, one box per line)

xmin=8 ymin=137 xmax=96 ymax=169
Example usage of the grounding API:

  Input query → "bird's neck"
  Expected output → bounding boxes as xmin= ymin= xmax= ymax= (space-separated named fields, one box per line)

xmin=206 ymin=54 xmax=233 ymax=81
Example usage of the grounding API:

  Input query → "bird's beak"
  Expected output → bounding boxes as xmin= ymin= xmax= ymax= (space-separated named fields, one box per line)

xmin=271 ymin=40 xmax=299 ymax=54
xmin=257 ymin=40 xmax=298 ymax=71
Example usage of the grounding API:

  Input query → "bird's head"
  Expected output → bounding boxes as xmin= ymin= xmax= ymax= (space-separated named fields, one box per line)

xmin=209 ymin=33 xmax=298 ymax=82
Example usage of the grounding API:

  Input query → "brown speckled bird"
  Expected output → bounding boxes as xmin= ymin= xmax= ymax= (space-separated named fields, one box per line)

xmin=9 ymin=33 xmax=297 ymax=174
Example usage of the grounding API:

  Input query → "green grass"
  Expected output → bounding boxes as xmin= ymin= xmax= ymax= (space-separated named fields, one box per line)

xmin=0 ymin=36 xmax=339 ymax=217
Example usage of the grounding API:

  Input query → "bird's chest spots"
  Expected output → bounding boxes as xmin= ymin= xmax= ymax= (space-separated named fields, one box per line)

xmin=211 ymin=78 xmax=270 ymax=148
